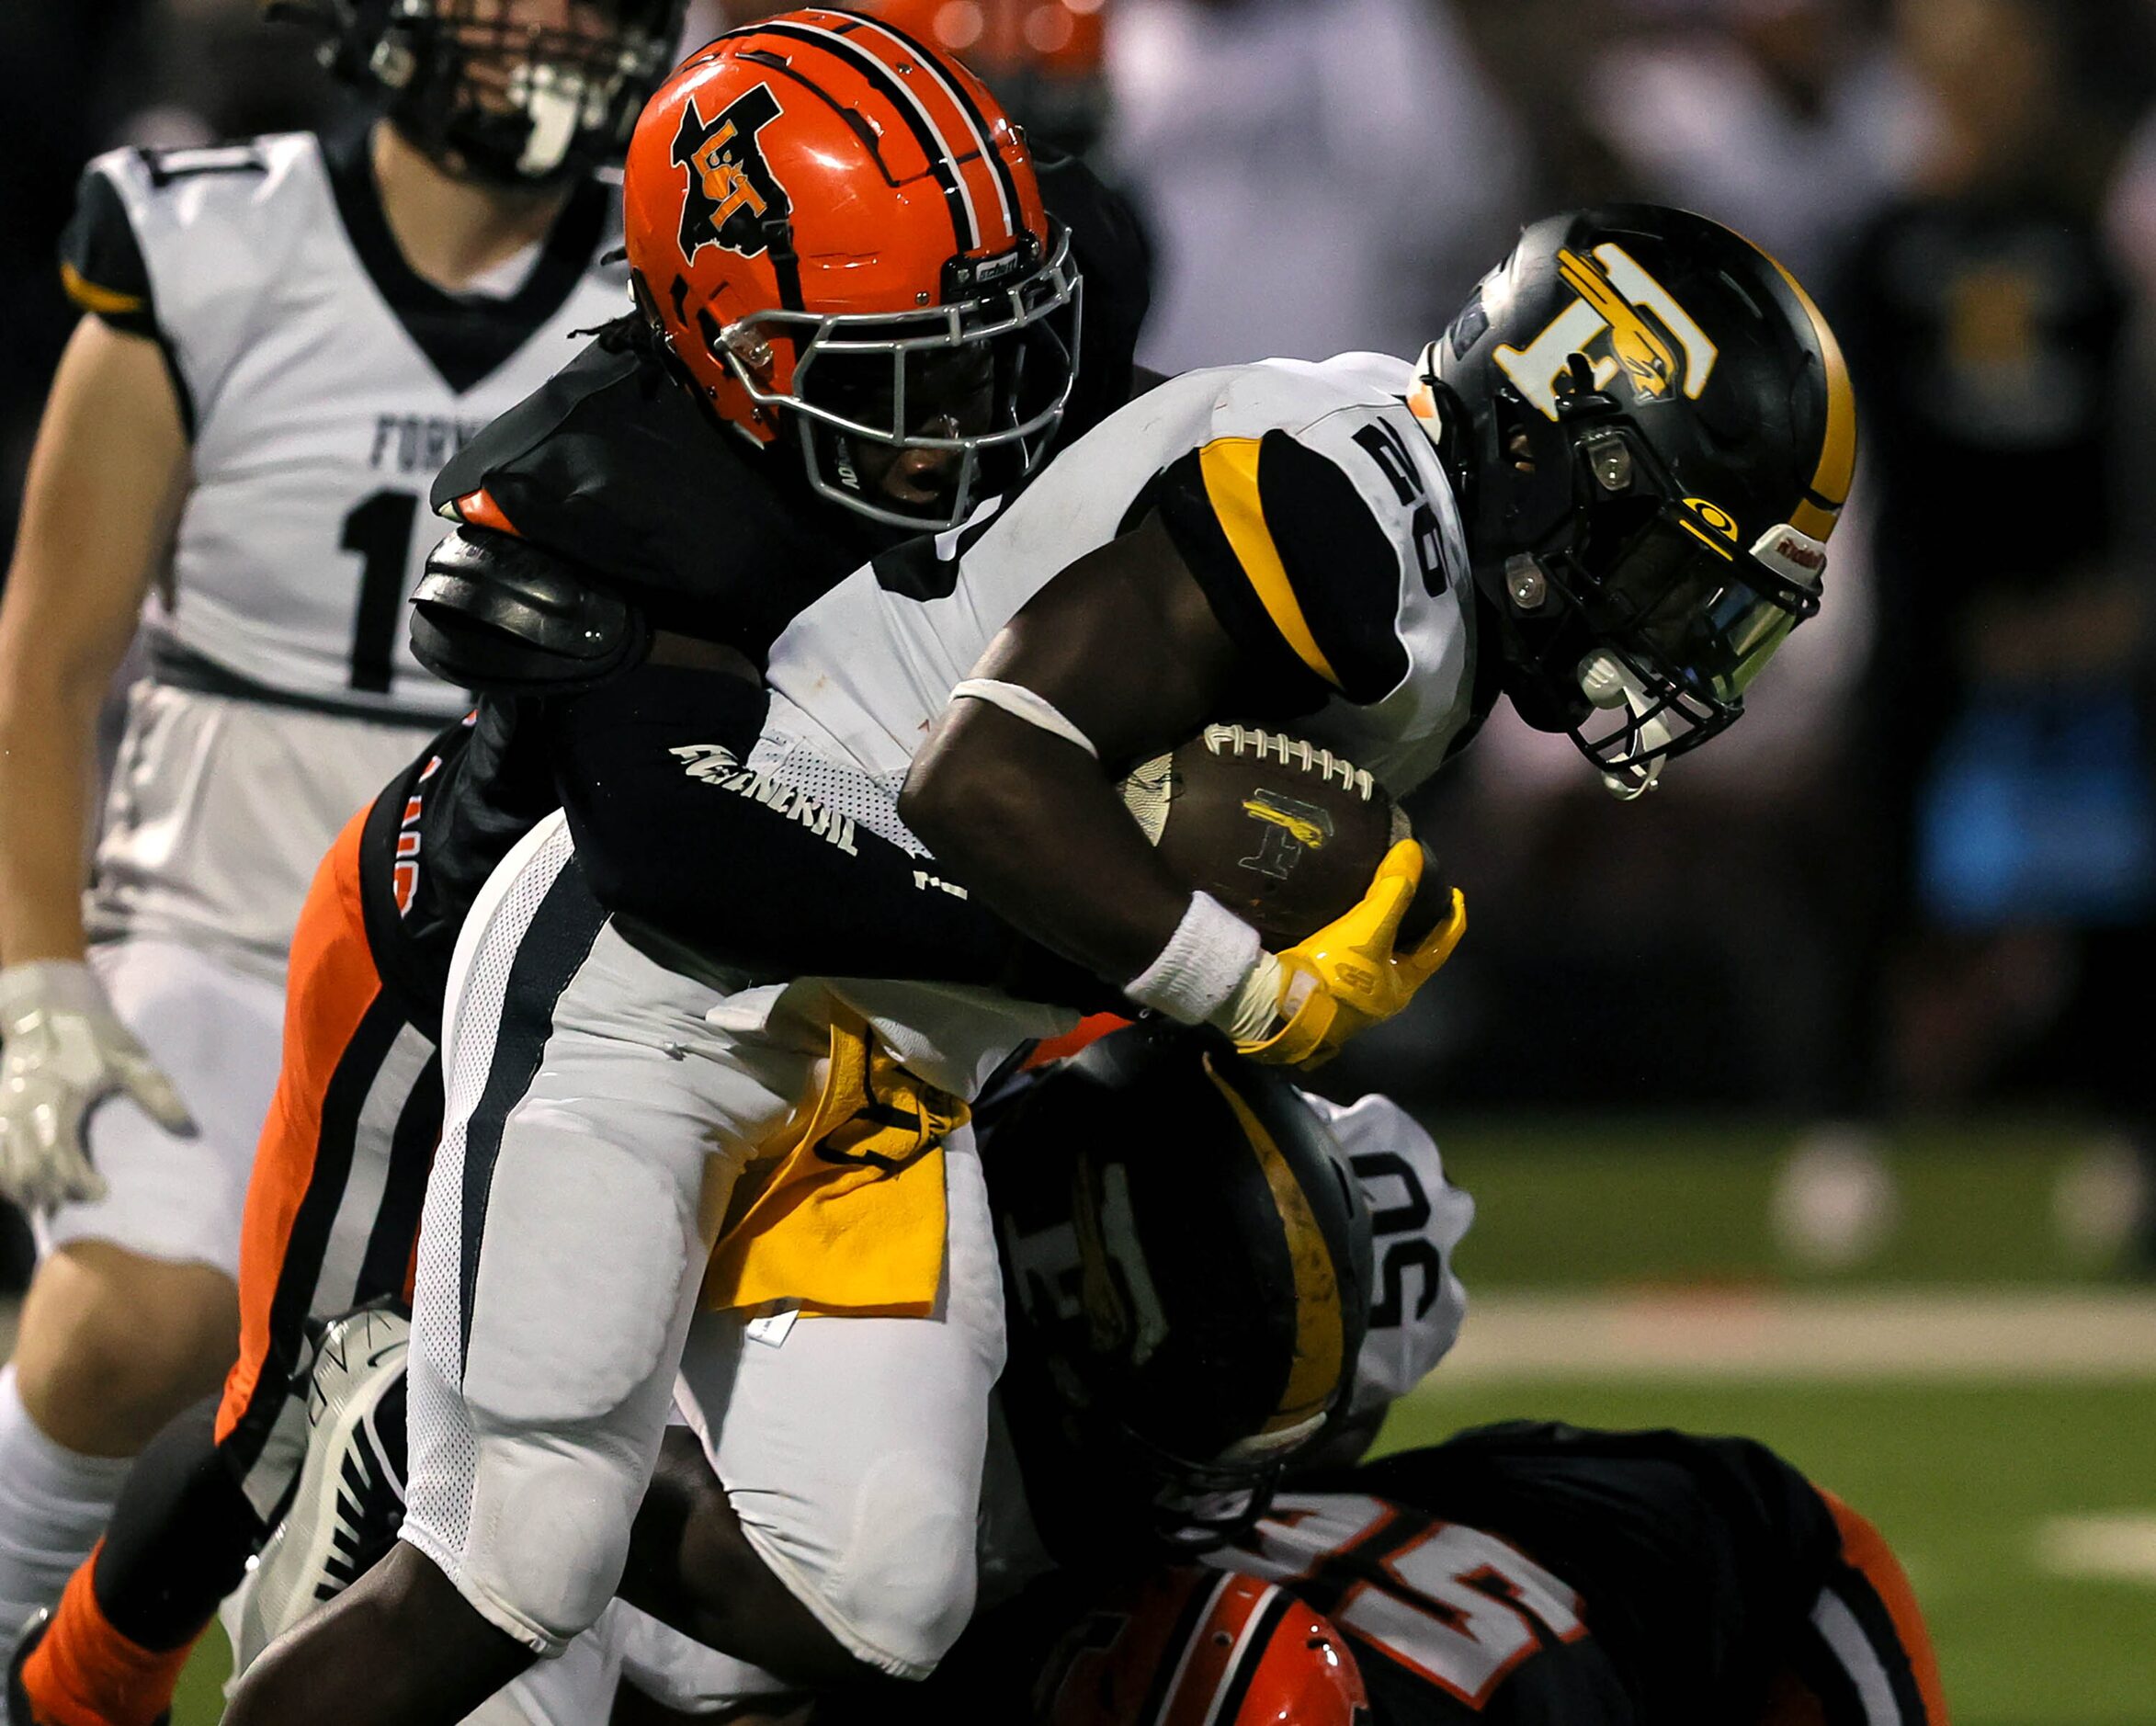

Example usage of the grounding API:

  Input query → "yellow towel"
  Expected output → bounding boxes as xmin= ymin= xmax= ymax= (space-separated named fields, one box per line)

xmin=702 ymin=1005 xmax=969 ymax=1317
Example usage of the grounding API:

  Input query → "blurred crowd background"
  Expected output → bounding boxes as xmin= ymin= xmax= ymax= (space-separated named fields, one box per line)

xmin=3 ymin=0 xmax=2155 ymax=1252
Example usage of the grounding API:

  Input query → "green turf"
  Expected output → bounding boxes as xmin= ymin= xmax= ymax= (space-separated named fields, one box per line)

xmin=1425 ymin=1121 xmax=2143 ymax=1288
xmin=1380 ymin=1377 xmax=2156 ymax=1726
xmin=174 ymin=1623 xmax=230 ymax=1725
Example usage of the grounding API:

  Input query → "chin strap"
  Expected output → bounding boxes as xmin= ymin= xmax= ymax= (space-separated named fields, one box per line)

xmin=1578 ymin=651 xmax=1674 ymax=801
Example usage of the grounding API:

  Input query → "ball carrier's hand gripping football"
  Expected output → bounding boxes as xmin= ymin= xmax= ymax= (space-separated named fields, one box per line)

xmin=1221 ymin=842 xmax=1466 ymax=1068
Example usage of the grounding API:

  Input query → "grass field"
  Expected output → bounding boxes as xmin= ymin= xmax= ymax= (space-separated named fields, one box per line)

xmin=126 ymin=1127 xmax=2156 ymax=1721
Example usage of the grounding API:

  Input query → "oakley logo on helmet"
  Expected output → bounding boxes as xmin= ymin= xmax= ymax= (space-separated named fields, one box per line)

xmin=1496 ymin=244 xmax=1719 ymax=420
xmin=671 ymin=85 xmax=791 ymax=264
xmin=1684 ymin=497 xmax=1741 ymax=541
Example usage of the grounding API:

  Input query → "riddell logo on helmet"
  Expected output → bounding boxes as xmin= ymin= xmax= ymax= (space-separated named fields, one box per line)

xmin=671 ymin=85 xmax=792 ymax=264
xmin=1495 ymin=244 xmax=1720 ymax=422
xmin=1765 ymin=530 xmax=1826 ymax=573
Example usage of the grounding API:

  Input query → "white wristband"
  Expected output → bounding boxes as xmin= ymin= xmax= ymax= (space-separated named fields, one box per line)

xmin=949 ymin=678 xmax=1098 ymax=758
xmin=1125 ymin=893 xmax=1263 ymax=1026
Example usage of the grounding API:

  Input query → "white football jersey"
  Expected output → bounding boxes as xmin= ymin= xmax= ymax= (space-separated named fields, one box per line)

xmin=1305 ymin=1093 xmax=1474 ymax=1418
xmin=754 ymin=354 xmax=1481 ymax=839
xmin=66 ymin=131 xmax=628 ymax=720
xmin=62 ymin=130 xmax=627 ymax=968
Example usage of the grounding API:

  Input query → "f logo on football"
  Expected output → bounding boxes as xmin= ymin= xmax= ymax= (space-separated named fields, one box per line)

xmin=1239 ymin=790 xmax=1334 ymax=881
xmin=671 ymin=85 xmax=790 ymax=264
xmin=1496 ymin=244 xmax=1719 ymax=420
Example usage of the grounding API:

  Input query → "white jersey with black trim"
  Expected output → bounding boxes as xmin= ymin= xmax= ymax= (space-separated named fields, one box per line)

xmin=1306 ymin=1093 xmax=1473 ymax=1419
xmin=753 ymin=354 xmax=1478 ymax=835
xmin=73 ymin=131 xmax=626 ymax=718
xmin=61 ymin=130 xmax=627 ymax=972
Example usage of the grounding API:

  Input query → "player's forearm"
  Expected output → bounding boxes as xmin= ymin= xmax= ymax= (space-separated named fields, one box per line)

xmin=0 ymin=660 xmax=101 ymax=965
xmin=900 ymin=702 xmax=1195 ymax=987
xmin=0 ymin=321 xmax=187 ymax=967
xmin=553 ymin=664 xmax=1077 ymax=995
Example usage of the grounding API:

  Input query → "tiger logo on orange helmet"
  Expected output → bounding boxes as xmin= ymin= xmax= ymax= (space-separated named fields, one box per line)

xmin=670 ymin=85 xmax=790 ymax=263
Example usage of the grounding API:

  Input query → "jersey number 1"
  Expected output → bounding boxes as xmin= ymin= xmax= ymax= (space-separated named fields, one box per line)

xmin=343 ymin=490 xmax=420 ymax=693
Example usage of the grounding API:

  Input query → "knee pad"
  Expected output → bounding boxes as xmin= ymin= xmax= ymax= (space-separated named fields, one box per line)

xmin=459 ymin=1440 xmax=639 ymax=1651
xmin=823 ymin=1449 xmax=980 ymax=1677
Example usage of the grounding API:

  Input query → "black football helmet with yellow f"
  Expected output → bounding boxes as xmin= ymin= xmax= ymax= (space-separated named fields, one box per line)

xmin=981 ymin=1024 xmax=1373 ymax=1560
xmin=1413 ymin=205 xmax=1855 ymax=797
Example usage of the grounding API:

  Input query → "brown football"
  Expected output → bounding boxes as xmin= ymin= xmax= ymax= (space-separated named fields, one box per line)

xmin=1118 ymin=723 xmax=1432 ymax=948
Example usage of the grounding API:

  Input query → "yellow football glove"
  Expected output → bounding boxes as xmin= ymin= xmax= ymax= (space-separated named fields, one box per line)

xmin=1234 ymin=841 xmax=1467 ymax=1068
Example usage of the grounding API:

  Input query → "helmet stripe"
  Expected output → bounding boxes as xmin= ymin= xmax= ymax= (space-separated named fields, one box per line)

xmin=1133 ymin=1573 xmax=1231 ymax=1726
xmin=1158 ymin=1576 xmax=1285 ymax=1726
xmin=1767 ymin=256 xmax=1857 ymax=539
xmin=840 ymin=11 xmax=1022 ymax=245
xmin=1152 ymin=1573 xmax=1242 ymax=1726
xmin=1202 ymin=1059 xmax=1346 ymax=1438
xmin=753 ymin=18 xmax=981 ymax=253
xmin=1201 ymin=1588 xmax=1299 ymax=1726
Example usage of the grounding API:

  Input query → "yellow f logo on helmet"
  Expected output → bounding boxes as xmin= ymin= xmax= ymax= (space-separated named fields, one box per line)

xmin=1494 ymin=244 xmax=1719 ymax=420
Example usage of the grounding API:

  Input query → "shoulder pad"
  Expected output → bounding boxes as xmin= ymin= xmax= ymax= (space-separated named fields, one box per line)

xmin=64 ymin=138 xmax=301 ymax=432
xmin=59 ymin=163 xmax=156 ymax=337
xmin=410 ymin=526 xmax=650 ymax=696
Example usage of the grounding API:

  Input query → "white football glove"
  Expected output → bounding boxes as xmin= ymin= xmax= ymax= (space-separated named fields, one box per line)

xmin=0 ymin=960 xmax=196 ymax=1213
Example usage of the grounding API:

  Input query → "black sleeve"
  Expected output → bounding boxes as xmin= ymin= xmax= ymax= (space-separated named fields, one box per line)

xmin=1152 ymin=431 xmax=1413 ymax=706
xmin=57 ymin=165 xmax=158 ymax=340
xmin=550 ymin=664 xmax=1109 ymax=1006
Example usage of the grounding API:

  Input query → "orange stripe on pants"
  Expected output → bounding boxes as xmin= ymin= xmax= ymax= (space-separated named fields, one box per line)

xmin=1820 ymin=1490 xmax=1952 ymax=1725
xmin=214 ymin=806 xmax=384 ymax=1444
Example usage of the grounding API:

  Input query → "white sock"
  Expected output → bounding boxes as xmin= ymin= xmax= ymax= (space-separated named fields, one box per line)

xmin=0 ymin=1363 xmax=130 ymax=1703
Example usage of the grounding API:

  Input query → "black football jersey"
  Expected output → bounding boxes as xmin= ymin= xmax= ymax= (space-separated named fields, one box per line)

xmin=1234 ymin=1423 xmax=1935 ymax=1726
xmin=823 ymin=1422 xmax=1937 ymax=1726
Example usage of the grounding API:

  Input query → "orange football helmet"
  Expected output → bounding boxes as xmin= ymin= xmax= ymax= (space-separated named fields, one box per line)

xmin=1041 ymin=1569 xmax=1370 ymax=1726
xmin=622 ymin=7 xmax=1080 ymax=528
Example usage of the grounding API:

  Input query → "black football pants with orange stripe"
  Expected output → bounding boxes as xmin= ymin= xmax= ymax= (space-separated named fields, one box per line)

xmin=19 ymin=806 xmax=442 ymax=1726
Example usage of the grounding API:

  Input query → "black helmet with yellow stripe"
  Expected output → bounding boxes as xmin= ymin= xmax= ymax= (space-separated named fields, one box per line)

xmin=1413 ymin=205 xmax=1855 ymax=799
xmin=981 ymin=1022 xmax=1372 ymax=1559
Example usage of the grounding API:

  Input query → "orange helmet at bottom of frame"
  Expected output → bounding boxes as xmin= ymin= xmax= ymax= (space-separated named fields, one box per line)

xmin=1041 ymin=1568 xmax=1371 ymax=1726
xmin=622 ymin=6 xmax=1081 ymax=530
